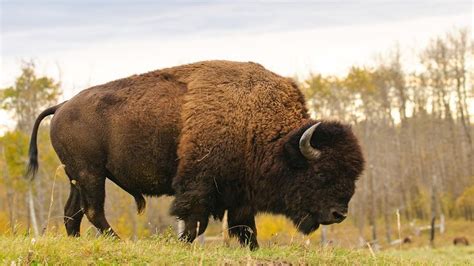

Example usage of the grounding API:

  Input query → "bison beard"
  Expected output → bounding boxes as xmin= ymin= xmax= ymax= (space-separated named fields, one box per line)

xmin=27 ymin=60 xmax=364 ymax=250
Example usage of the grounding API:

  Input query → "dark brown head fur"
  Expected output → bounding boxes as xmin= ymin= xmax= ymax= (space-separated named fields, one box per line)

xmin=256 ymin=120 xmax=364 ymax=234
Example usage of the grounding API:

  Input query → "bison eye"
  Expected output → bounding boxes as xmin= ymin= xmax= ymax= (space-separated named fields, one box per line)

xmin=317 ymin=173 xmax=329 ymax=183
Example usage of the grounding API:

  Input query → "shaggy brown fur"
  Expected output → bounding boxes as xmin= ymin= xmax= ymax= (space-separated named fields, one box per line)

xmin=27 ymin=60 xmax=364 ymax=249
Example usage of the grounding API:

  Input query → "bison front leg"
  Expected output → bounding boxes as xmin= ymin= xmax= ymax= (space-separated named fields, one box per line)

xmin=228 ymin=208 xmax=259 ymax=250
xmin=171 ymin=191 xmax=210 ymax=243
xmin=171 ymin=153 xmax=217 ymax=243
xmin=178 ymin=214 xmax=209 ymax=243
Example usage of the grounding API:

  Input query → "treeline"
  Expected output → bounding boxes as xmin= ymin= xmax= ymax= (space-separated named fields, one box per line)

xmin=300 ymin=28 xmax=473 ymax=242
xmin=0 ymin=28 xmax=473 ymax=240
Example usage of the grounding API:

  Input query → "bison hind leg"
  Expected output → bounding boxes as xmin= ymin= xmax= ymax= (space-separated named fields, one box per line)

xmin=64 ymin=178 xmax=84 ymax=236
xmin=73 ymin=169 xmax=119 ymax=238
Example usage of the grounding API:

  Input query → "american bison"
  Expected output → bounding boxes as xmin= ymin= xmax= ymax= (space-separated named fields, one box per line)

xmin=403 ymin=236 xmax=413 ymax=244
xmin=27 ymin=60 xmax=364 ymax=249
xmin=453 ymin=236 xmax=469 ymax=246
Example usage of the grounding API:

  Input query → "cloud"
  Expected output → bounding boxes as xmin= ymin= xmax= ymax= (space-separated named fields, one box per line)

xmin=2 ymin=1 xmax=470 ymax=54
xmin=0 ymin=1 xmax=471 ymax=95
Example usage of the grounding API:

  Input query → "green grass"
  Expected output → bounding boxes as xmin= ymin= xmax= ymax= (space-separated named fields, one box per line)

xmin=1 ymin=233 xmax=472 ymax=265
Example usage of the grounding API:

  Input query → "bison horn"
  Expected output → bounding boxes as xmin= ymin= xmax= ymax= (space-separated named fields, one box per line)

xmin=299 ymin=122 xmax=322 ymax=160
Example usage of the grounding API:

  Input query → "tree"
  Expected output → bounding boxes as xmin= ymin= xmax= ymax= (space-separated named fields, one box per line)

xmin=1 ymin=61 xmax=61 ymax=133
xmin=447 ymin=28 xmax=473 ymax=177
xmin=456 ymin=186 xmax=474 ymax=220
xmin=0 ymin=61 xmax=61 ymax=236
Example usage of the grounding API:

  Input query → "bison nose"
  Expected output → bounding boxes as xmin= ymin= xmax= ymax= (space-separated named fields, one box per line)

xmin=330 ymin=208 xmax=347 ymax=223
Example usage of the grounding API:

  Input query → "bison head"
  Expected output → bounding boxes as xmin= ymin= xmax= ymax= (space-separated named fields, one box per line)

xmin=274 ymin=120 xmax=364 ymax=235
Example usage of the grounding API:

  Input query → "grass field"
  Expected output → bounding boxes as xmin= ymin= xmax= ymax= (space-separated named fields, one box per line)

xmin=1 ymin=233 xmax=472 ymax=265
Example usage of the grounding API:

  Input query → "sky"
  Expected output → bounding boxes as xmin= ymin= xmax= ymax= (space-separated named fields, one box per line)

xmin=0 ymin=0 xmax=472 ymax=130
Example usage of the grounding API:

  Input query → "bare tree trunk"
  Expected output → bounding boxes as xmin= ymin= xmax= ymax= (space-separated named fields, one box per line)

xmin=430 ymin=175 xmax=439 ymax=247
xmin=383 ymin=182 xmax=392 ymax=244
xmin=430 ymin=216 xmax=436 ymax=247
xmin=396 ymin=135 xmax=411 ymax=220
xmin=451 ymin=28 xmax=473 ymax=177
xmin=27 ymin=183 xmax=39 ymax=237
xmin=455 ymin=74 xmax=473 ymax=177
xmin=6 ymin=190 xmax=15 ymax=232
xmin=2 ymin=146 xmax=16 ymax=233
xmin=35 ymin=176 xmax=45 ymax=234
xmin=369 ymin=165 xmax=377 ymax=243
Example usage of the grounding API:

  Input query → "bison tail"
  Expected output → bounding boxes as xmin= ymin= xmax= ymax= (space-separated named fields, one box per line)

xmin=26 ymin=102 xmax=67 ymax=180
xmin=134 ymin=194 xmax=146 ymax=214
